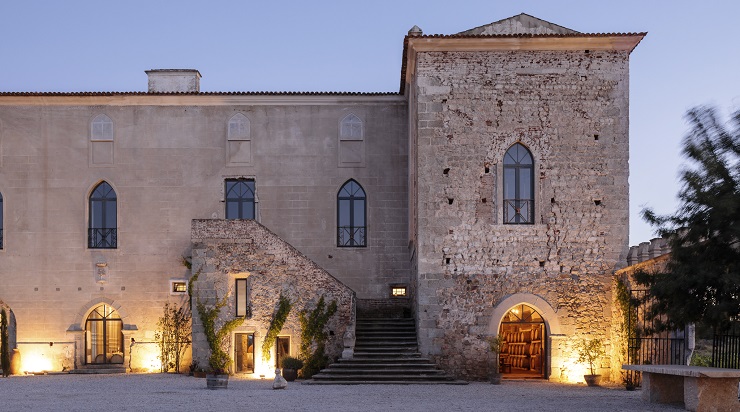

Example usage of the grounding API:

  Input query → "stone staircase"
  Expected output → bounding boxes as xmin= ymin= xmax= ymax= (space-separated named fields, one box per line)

xmin=306 ymin=317 xmax=466 ymax=384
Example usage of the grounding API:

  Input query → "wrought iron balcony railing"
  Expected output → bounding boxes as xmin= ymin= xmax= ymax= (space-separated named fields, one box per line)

xmin=338 ymin=226 xmax=366 ymax=247
xmin=503 ymin=199 xmax=534 ymax=224
xmin=88 ymin=228 xmax=117 ymax=249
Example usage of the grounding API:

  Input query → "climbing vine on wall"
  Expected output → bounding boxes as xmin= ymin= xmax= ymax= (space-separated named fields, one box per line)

xmin=299 ymin=296 xmax=338 ymax=378
xmin=262 ymin=294 xmax=292 ymax=363
xmin=193 ymin=270 xmax=245 ymax=374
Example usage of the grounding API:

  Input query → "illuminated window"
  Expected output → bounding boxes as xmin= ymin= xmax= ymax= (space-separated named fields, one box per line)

xmin=503 ymin=143 xmax=534 ymax=224
xmin=225 ymin=179 xmax=255 ymax=220
xmin=170 ymin=281 xmax=187 ymax=294
xmin=235 ymin=278 xmax=250 ymax=317
xmin=89 ymin=181 xmax=117 ymax=248
xmin=337 ymin=179 xmax=366 ymax=247
xmin=391 ymin=286 xmax=407 ymax=297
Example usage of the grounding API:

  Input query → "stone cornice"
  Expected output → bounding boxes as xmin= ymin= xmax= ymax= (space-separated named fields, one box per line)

xmin=0 ymin=93 xmax=406 ymax=107
xmin=400 ymin=33 xmax=646 ymax=94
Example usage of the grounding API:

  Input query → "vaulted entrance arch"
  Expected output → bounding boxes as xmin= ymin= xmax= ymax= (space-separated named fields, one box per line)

xmin=85 ymin=304 xmax=124 ymax=364
xmin=498 ymin=303 xmax=545 ymax=379
xmin=489 ymin=293 xmax=561 ymax=380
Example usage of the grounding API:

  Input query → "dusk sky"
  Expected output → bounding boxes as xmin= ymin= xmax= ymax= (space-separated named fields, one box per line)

xmin=2 ymin=0 xmax=737 ymax=245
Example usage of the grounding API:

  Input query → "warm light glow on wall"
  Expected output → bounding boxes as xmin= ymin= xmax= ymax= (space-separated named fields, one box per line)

xmin=130 ymin=343 xmax=162 ymax=373
xmin=23 ymin=352 xmax=52 ymax=373
xmin=559 ymin=358 xmax=589 ymax=384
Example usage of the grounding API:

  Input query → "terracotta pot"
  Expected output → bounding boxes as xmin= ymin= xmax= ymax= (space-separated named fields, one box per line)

xmin=9 ymin=349 xmax=22 ymax=375
xmin=206 ymin=374 xmax=229 ymax=389
xmin=584 ymin=374 xmax=601 ymax=387
xmin=283 ymin=368 xmax=298 ymax=382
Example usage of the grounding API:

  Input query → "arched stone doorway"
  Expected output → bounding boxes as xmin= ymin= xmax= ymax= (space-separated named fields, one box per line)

xmin=85 ymin=304 xmax=124 ymax=364
xmin=488 ymin=293 xmax=562 ymax=380
xmin=499 ymin=303 xmax=545 ymax=379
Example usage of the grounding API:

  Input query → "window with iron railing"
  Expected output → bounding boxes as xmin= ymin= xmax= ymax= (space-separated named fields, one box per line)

xmin=89 ymin=182 xmax=117 ymax=248
xmin=503 ymin=143 xmax=534 ymax=224
xmin=337 ymin=179 xmax=366 ymax=247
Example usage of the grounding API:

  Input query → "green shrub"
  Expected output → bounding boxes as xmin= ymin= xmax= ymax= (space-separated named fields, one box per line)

xmin=281 ymin=356 xmax=304 ymax=370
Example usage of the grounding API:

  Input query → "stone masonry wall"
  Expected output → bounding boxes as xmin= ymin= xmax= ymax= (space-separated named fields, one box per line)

xmin=190 ymin=219 xmax=354 ymax=375
xmin=413 ymin=50 xmax=631 ymax=380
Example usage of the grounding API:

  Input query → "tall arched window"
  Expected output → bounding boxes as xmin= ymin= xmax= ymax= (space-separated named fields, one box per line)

xmin=0 ymin=191 xmax=4 ymax=249
xmin=503 ymin=143 xmax=534 ymax=224
xmin=225 ymin=179 xmax=255 ymax=219
xmin=89 ymin=182 xmax=117 ymax=248
xmin=337 ymin=179 xmax=366 ymax=247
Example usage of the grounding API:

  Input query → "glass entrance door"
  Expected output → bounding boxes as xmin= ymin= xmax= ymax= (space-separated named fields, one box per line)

xmin=235 ymin=333 xmax=254 ymax=373
xmin=85 ymin=304 xmax=124 ymax=364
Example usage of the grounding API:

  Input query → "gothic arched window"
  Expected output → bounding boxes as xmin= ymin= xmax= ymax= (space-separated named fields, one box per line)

xmin=503 ymin=143 xmax=534 ymax=224
xmin=89 ymin=182 xmax=117 ymax=248
xmin=337 ymin=179 xmax=366 ymax=247
xmin=225 ymin=179 xmax=256 ymax=219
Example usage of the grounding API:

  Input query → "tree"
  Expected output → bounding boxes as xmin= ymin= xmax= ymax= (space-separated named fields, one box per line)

xmin=636 ymin=106 xmax=740 ymax=332
xmin=155 ymin=302 xmax=191 ymax=373
xmin=1 ymin=309 xmax=9 ymax=377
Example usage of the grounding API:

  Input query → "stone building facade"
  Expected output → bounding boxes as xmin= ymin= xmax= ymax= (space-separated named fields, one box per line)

xmin=0 ymin=14 xmax=645 ymax=381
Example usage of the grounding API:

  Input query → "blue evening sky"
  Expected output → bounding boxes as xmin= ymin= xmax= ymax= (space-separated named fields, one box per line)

xmin=1 ymin=0 xmax=738 ymax=246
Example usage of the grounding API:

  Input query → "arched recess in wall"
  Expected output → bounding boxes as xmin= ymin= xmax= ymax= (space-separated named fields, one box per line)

xmin=488 ymin=293 xmax=561 ymax=336
xmin=338 ymin=113 xmax=365 ymax=167
xmin=70 ymin=297 xmax=130 ymax=331
xmin=69 ymin=298 xmax=134 ymax=365
xmin=89 ymin=114 xmax=114 ymax=166
xmin=488 ymin=293 xmax=561 ymax=379
xmin=227 ymin=113 xmax=252 ymax=165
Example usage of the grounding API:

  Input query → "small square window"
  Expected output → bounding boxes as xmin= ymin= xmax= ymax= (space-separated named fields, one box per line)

xmin=391 ymin=286 xmax=407 ymax=297
xmin=170 ymin=280 xmax=187 ymax=294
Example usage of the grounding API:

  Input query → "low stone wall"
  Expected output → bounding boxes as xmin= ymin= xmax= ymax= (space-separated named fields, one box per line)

xmin=190 ymin=219 xmax=355 ymax=374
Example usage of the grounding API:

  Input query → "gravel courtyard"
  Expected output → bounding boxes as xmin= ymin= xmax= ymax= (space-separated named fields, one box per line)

xmin=0 ymin=374 xmax=681 ymax=411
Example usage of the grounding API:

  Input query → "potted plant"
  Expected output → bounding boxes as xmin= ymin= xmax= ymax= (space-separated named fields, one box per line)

xmin=281 ymin=356 xmax=304 ymax=382
xmin=486 ymin=334 xmax=505 ymax=384
xmin=577 ymin=338 xmax=605 ymax=387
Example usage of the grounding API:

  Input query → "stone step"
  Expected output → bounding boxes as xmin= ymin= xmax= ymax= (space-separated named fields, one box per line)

xmin=69 ymin=366 xmax=126 ymax=374
xmin=303 ymin=379 xmax=468 ymax=385
xmin=356 ymin=330 xmax=417 ymax=335
xmin=355 ymin=335 xmax=417 ymax=341
xmin=310 ymin=373 xmax=458 ymax=382
xmin=336 ymin=356 xmax=431 ymax=364
xmin=307 ymin=313 xmax=463 ymax=385
xmin=317 ymin=368 xmax=447 ymax=375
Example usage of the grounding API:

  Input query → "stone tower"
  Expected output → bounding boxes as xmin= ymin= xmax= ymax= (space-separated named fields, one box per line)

xmin=404 ymin=14 xmax=645 ymax=381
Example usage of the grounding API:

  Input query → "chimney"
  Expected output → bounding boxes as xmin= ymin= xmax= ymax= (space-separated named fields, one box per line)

xmin=145 ymin=69 xmax=201 ymax=93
